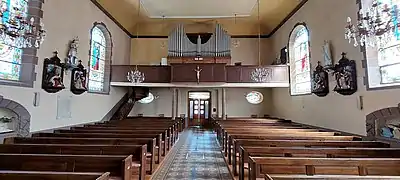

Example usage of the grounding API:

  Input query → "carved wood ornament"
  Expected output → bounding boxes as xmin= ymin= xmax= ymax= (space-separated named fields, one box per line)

xmin=312 ymin=61 xmax=329 ymax=97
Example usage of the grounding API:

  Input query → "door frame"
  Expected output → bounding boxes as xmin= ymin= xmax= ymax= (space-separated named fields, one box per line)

xmin=187 ymin=90 xmax=212 ymax=124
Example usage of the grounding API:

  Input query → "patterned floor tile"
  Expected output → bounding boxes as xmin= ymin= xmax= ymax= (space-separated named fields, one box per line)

xmin=151 ymin=127 xmax=233 ymax=180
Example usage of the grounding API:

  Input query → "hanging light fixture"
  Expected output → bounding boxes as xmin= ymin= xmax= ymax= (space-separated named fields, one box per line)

xmin=251 ymin=0 xmax=271 ymax=83
xmin=0 ymin=0 xmax=46 ymax=48
xmin=127 ymin=0 xmax=145 ymax=83
xmin=345 ymin=0 xmax=400 ymax=47
xmin=160 ymin=15 xmax=167 ymax=49
xmin=232 ymin=13 xmax=240 ymax=48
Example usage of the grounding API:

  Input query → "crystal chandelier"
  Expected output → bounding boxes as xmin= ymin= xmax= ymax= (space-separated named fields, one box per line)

xmin=0 ymin=0 xmax=46 ymax=48
xmin=251 ymin=67 xmax=271 ymax=82
xmin=345 ymin=0 xmax=399 ymax=47
xmin=127 ymin=66 xmax=145 ymax=83
xmin=250 ymin=0 xmax=270 ymax=83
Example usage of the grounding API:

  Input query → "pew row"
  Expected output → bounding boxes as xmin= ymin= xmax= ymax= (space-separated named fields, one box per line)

xmin=0 ymin=154 xmax=132 ymax=180
xmin=0 ymin=171 xmax=110 ymax=180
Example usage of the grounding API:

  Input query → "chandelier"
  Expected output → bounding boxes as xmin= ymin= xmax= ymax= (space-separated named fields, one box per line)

xmin=0 ymin=0 xmax=46 ymax=48
xmin=251 ymin=67 xmax=272 ymax=82
xmin=127 ymin=66 xmax=145 ymax=83
xmin=250 ymin=0 xmax=270 ymax=83
xmin=345 ymin=0 xmax=400 ymax=47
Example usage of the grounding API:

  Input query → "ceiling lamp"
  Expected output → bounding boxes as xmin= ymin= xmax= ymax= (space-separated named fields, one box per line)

xmin=232 ymin=14 xmax=240 ymax=48
xmin=0 ymin=0 xmax=46 ymax=48
xmin=345 ymin=0 xmax=399 ymax=47
xmin=251 ymin=0 xmax=271 ymax=83
xmin=128 ymin=0 xmax=145 ymax=83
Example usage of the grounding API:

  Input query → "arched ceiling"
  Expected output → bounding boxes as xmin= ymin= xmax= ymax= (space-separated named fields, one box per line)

xmin=94 ymin=0 xmax=306 ymax=36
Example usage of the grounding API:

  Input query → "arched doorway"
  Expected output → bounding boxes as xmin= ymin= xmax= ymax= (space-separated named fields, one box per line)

xmin=0 ymin=95 xmax=31 ymax=137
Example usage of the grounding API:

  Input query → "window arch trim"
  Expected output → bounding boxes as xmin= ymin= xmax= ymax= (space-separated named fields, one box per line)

xmin=287 ymin=22 xmax=312 ymax=96
xmin=88 ymin=22 xmax=113 ymax=94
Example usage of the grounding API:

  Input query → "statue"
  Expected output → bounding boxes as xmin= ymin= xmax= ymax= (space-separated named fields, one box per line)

xmin=194 ymin=65 xmax=202 ymax=84
xmin=66 ymin=36 xmax=79 ymax=67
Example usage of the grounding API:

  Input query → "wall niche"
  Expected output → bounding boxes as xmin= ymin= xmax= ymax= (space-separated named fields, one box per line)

xmin=366 ymin=103 xmax=400 ymax=141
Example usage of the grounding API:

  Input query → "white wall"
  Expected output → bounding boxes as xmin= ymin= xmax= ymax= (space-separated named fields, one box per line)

xmin=129 ymin=88 xmax=272 ymax=118
xmin=270 ymin=0 xmax=400 ymax=135
xmin=0 ymin=0 xmax=130 ymax=132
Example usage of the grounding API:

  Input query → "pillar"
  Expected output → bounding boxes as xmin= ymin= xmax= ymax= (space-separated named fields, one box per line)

xmin=222 ymin=88 xmax=227 ymax=120
xmin=171 ymin=88 xmax=176 ymax=120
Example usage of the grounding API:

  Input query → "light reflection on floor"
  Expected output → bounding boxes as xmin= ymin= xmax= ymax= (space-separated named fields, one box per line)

xmin=151 ymin=127 xmax=232 ymax=180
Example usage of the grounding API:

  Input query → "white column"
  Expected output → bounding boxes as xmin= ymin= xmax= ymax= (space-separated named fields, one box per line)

xmin=172 ymin=88 xmax=176 ymax=120
xmin=221 ymin=88 xmax=227 ymax=120
xmin=175 ymin=88 xmax=179 ymax=118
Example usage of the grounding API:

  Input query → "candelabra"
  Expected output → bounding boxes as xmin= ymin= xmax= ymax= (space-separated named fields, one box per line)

xmin=251 ymin=67 xmax=272 ymax=83
xmin=127 ymin=67 xmax=145 ymax=83
xmin=345 ymin=0 xmax=400 ymax=47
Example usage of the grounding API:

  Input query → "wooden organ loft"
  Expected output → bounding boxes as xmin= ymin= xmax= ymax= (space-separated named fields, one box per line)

xmin=167 ymin=24 xmax=231 ymax=64
xmin=110 ymin=23 xmax=289 ymax=87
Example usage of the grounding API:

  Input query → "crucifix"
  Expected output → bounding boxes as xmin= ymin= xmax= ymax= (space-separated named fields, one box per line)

xmin=194 ymin=65 xmax=202 ymax=84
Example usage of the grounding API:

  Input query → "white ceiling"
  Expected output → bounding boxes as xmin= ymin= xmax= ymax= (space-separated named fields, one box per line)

xmin=140 ymin=0 xmax=259 ymax=18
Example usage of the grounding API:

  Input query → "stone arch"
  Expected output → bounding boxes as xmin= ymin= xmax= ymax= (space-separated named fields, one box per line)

xmin=366 ymin=103 xmax=400 ymax=138
xmin=0 ymin=95 xmax=30 ymax=137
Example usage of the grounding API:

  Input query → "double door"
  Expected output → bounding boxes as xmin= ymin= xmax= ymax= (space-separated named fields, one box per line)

xmin=189 ymin=98 xmax=210 ymax=127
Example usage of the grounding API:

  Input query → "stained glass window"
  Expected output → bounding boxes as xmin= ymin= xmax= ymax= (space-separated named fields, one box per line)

xmin=0 ymin=0 xmax=28 ymax=81
xmin=88 ymin=25 xmax=110 ymax=92
xmin=289 ymin=25 xmax=311 ymax=95
xmin=245 ymin=91 xmax=264 ymax=104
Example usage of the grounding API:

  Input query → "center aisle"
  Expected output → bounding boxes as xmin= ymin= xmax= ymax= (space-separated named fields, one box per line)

xmin=151 ymin=127 xmax=233 ymax=180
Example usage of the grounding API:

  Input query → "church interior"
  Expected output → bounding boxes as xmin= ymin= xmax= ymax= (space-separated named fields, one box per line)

xmin=1 ymin=0 xmax=400 ymax=179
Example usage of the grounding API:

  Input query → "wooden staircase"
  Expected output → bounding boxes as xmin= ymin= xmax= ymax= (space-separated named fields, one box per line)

xmin=111 ymin=87 xmax=149 ymax=121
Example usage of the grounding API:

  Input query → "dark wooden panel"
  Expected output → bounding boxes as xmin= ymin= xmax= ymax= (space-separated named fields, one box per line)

xmin=241 ymin=66 xmax=257 ymax=83
xmin=171 ymin=64 xmax=197 ymax=82
xmin=171 ymin=63 xmax=226 ymax=82
xmin=112 ymin=65 xmax=171 ymax=83
xmin=212 ymin=64 xmax=227 ymax=82
xmin=226 ymin=66 xmax=242 ymax=83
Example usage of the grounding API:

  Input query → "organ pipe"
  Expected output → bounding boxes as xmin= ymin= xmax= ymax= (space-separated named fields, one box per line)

xmin=167 ymin=23 xmax=231 ymax=58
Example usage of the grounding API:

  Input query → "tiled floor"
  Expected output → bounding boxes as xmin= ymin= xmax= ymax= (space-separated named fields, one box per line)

xmin=151 ymin=127 xmax=233 ymax=180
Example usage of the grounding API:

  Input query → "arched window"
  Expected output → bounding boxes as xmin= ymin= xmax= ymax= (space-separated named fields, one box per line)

xmin=88 ymin=22 xmax=112 ymax=94
xmin=288 ymin=23 xmax=311 ymax=95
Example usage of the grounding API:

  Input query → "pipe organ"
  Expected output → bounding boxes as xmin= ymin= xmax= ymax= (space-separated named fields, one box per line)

xmin=168 ymin=24 xmax=231 ymax=58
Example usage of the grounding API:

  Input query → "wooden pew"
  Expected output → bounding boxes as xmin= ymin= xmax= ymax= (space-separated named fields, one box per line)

xmin=225 ymin=132 xmax=359 ymax=165
xmin=34 ymin=132 xmax=163 ymax=163
xmin=241 ymin=147 xmax=400 ymax=180
xmin=232 ymin=139 xmax=389 ymax=178
xmin=0 ymin=171 xmax=110 ymax=180
xmin=0 ymin=154 xmax=132 ymax=180
xmin=264 ymin=174 xmax=400 ymax=179
xmin=248 ymin=157 xmax=400 ymax=180
xmin=4 ymin=137 xmax=156 ymax=174
xmin=0 ymin=144 xmax=146 ymax=179
xmin=59 ymin=128 xmax=172 ymax=152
